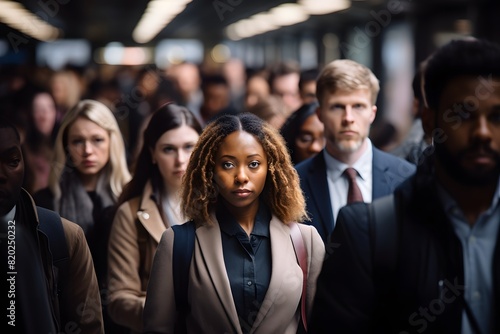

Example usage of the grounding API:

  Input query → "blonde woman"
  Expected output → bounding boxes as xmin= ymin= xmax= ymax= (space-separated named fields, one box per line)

xmin=34 ymin=99 xmax=131 ymax=332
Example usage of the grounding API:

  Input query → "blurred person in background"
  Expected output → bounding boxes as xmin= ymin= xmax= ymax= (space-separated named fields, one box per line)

xmin=390 ymin=63 xmax=431 ymax=164
xmin=269 ymin=61 xmax=302 ymax=114
xmin=168 ymin=62 xmax=203 ymax=117
xmin=22 ymin=86 xmax=58 ymax=194
xmin=299 ymin=68 xmax=320 ymax=105
xmin=222 ymin=58 xmax=247 ymax=111
xmin=50 ymin=67 xmax=84 ymax=123
xmin=280 ymin=101 xmax=325 ymax=165
xmin=107 ymin=103 xmax=202 ymax=333
xmin=244 ymin=69 xmax=270 ymax=110
xmin=33 ymin=99 xmax=131 ymax=333
xmin=246 ymin=95 xmax=288 ymax=130
xmin=199 ymin=74 xmax=238 ymax=126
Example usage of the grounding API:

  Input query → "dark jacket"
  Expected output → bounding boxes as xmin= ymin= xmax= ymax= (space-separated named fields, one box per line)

xmin=309 ymin=152 xmax=500 ymax=333
xmin=295 ymin=147 xmax=416 ymax=241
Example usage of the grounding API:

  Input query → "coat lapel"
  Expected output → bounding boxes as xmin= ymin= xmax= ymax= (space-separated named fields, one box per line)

xmin=196 ymin=219 xmax=241 ymax=332
xmin=305 ymin=153 xmax=335 ymax=236
xmin=251 ymin=216 xmax=302 ymax=331
xmin=136 ymin=183 xmax=166 ymax=244
xmin=372 ymin=148 xmax=391 ymax=198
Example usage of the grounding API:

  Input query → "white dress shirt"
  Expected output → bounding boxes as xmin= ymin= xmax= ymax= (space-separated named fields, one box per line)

xmin=324 ymin=139 xmax=373 ymax=222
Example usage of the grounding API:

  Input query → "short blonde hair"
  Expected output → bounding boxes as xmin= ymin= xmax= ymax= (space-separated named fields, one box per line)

xmin=316 ymin=59 xmax=380 ymax=105
xmin=49 ymin=99 xmax=131 ymax=200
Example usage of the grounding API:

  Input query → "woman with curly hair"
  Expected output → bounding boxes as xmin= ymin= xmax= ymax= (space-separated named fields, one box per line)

xmin=143 ymin=113 xmax=325 ymax=333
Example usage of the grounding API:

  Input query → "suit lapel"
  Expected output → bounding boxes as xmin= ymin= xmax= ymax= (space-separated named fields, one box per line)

xmin=196 ymin=220 xmax=241 ymax=332
xmin=372 ymin=148 xmax=391 ymax=198
xmin=136 ymin=183 xmax=166 ymax=244
xmin=306 ymin=153 xmax=335 ymax=236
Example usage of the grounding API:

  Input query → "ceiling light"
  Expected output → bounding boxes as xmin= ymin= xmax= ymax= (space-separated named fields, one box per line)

xmin=133 ymin=0 xmax=192 ymax=44
xmin=0 ymin=0 xmax=61 ymax=41
xmin=299 ymin=0 xmax=351 ymax=15
xmin=269 ymin=3 xmax=309 ymax=26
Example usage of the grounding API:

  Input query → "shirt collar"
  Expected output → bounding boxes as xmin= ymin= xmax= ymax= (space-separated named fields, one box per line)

xmin=217 ymin=200 xmax=271 ymax=238
xmin=437 ymin=177 xmax=500 ymax=218
xmin=323 ymin=139 xmax=373 ymax=181
xmin=0 ymin=206 xmax=16 ymax=226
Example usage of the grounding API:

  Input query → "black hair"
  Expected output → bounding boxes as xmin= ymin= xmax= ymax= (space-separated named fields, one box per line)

xmin=424 ymin=39 xmax=500 ymax=110
xmin=280 ymin=102 xmax=319 ymax=164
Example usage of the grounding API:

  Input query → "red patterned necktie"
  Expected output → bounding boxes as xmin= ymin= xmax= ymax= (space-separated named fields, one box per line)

xmin=344 ymin=167 xmax=364 ymax=204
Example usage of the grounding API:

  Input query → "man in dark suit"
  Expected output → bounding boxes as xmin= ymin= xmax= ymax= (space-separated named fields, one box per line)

xmin=309 ymin=39 xmax=500 ymax=333
xmin=296 ymin=59 xmax=415 ymax=241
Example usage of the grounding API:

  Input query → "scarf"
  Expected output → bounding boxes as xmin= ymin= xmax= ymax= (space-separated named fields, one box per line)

xmin=56 ymin=169 xmax=115 ymax=235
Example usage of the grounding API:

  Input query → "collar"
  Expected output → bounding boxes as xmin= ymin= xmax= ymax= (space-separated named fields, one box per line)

xmin=217 ymin=201 xmax=271 ymax=238
xmin=323 ymin=139 xmax=373 ymax=181
xmin=437 ymin=177 xmax=500 ymax=218
xmin=0 ymin=205 xmax=16 ymax=226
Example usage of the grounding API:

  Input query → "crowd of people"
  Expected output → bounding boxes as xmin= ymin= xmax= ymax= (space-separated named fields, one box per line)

xmin=0 ymin=37 xmax=499 ymax=334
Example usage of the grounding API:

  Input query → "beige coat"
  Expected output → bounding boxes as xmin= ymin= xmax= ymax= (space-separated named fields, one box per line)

xmin=107 ymin=183 xmax=168 ymax=332
xmin=143 ymin=215 xmax=325 ymax=334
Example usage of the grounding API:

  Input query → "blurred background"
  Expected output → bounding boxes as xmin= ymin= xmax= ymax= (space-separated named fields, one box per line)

xmin=0 ymin=0 xmax=498 ymax=158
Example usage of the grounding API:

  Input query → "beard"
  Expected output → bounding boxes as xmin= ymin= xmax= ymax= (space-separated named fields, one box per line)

xmin=434 ymin=141 xmax=500 ymax=186
xmin=333 ymin=136 xmax=364 ymax=154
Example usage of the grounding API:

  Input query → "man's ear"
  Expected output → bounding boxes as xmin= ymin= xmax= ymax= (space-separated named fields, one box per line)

xmin=421 ymin=105 xmax=435 ymax=138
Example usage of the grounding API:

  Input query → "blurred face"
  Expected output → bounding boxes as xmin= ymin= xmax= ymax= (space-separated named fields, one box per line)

xmin=151 ymin=125 xmax=199 ymax=192
xmin=245 ymin=76 xmax=270 ymax=109
xmin=318 ymin=88 xmax=376 ymax=160
xmin=272 ymin=73 xmax=301 ymax=113
xmin=32 ymin=92 xmax=57 ymax=136
xmin=0 ymin=127 xmax=24 ymax=216
xmin=214 ymin=131 xmax=268 ymax=212
xmin=294 ymin=113 xmax=325 ymax=163
xmin=66 ymin=117 xmax=110 ymax=177
xmin=202 ymin=84 xmax=230 ymax=118
xmin=429 ymin=76 xmax=500 ymax=186
xmin=300 ymin=80 xmax=317 ymax=104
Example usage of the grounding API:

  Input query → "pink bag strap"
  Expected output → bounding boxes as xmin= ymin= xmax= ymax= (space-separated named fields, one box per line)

xmin=290 ymin=222 xmax=308 ymax=332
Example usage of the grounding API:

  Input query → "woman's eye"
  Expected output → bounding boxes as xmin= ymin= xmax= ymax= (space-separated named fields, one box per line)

xmin=249 ymin=161 xmax=260 ymax=168
xmin=223 ymin=162 xmax=234 ymax=169
xmin=184 ymin=144 xmax=195 ymax=152
xmin=163 ymin=147 xmax=174 ymax=153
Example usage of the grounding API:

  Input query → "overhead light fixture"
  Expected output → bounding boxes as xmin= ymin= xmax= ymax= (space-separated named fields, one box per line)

xmin=226 ymin=3 xmax=309 ymax=41
xmin=298 ymin=0 xmax=351 ymax=15
xmin=133 ymin=0 xmax=192 ymax=44
xmin=0 ymin=0 xmax=61 ymax=41
xmin=269 ymin=3 xmax=309 ymax=26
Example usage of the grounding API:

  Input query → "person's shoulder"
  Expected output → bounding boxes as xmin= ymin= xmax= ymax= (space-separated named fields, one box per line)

xmin=60 ymin=217 xmax=86 ymax=240
xmin=295 ymin=151 xmax=323 ymax=174
xmin=373 ymin=147 xmax=416 ymax=174
xmin=32 ymin=187 xmax=55 ymax=209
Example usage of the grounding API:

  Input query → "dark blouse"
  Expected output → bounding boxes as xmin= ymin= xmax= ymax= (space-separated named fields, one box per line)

xmin=216 ymin=202 xmax=272 ymax=333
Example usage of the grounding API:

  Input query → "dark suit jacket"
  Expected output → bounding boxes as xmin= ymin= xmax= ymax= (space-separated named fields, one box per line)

xmin=295 ymin=147 xmax=415 ymax=241
xmin=308 ymin=152 xmax=500 ymax=333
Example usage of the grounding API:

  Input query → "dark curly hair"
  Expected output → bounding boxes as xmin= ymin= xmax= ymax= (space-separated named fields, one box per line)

xmin=182 ymin=113 xmax=308 ymax=226
xmin=424 ymin=38 xmax=500 ymax=111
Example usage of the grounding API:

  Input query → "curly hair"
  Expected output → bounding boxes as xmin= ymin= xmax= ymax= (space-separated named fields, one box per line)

xmin=181 ymin=113 xmax=308 ymax=226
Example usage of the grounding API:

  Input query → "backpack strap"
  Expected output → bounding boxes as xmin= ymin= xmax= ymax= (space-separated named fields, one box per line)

xmin=290 ymin=222 xmax=308 ymax=332
xmin=37 ymin=206 xmax=70 ymax=273
xmin=36 ymin=206 xmax=70 ymax=330
xmin=171 ymin=221 xmax=196 ymax=331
